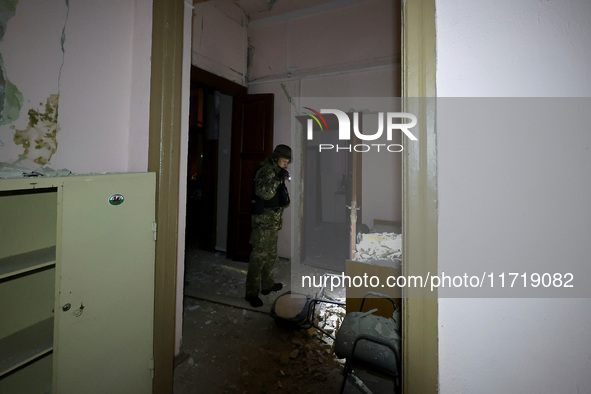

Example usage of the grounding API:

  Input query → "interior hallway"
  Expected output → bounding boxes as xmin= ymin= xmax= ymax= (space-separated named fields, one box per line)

xmin=173 ymin=247 xmax=396 ymax=393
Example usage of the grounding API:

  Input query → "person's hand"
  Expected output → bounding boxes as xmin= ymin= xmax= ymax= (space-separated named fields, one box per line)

xmin=277 ymin=168 xmax=290 ymax=180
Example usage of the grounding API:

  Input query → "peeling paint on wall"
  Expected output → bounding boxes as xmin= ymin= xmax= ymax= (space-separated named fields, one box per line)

xmin=0 ymin=0 xmax=68 ymax=161
xmin=13 ymin=94 xmax=60 ymax=165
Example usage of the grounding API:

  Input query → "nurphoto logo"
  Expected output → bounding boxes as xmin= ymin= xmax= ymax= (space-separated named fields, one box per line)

xmin=303 ymin=107 xmax=418 ymax=153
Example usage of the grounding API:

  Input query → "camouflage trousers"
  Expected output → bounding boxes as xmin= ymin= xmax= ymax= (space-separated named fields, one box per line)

xmin=245 ymin=208 xmax=283 ymax=298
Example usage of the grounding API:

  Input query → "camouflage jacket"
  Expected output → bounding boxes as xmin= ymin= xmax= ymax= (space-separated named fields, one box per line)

xmin=251 ymin=157 xmax=290 ymax=215
xmin=253 ymin=158 xmax=283 ymax=201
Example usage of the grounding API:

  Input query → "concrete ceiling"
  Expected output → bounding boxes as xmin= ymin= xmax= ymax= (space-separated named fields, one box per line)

xmin=194 ymin=0 xmax=348 ymax=21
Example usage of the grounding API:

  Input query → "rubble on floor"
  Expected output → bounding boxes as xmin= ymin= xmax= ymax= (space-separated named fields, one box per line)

xmin=176 ymin=248 xmax=397 ymax=393
xmin=174 ymin=298 xmax=347 ymax=393
xmin=311 ymin=294 xmax=347 ymax=348
xmin=354 ymin=232 xmax=402 ymax=266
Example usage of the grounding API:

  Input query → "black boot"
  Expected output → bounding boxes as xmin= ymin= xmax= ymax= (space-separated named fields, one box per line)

xmin=245 ymin=295 xmax=263 ymax=307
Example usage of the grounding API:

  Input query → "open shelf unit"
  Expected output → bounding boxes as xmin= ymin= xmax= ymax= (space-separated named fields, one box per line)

xmin=0 ymin=186 xmax=57 ymax=393
xmin=0 ymin=317 xmax=54 ymax=376
xmin=1 ymin=174 xmax=157 ymax=393
xmin=0 ymin=246 xmax=56 ymax=280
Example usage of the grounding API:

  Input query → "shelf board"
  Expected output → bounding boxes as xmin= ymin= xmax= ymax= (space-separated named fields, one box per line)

xmin=0 ymin=318 xmax=54 ymax=377
xmin=0 ymin=246 xmax=56 ymax=280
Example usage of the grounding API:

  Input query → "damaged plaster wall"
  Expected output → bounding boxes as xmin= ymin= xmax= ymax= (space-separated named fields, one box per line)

xmin=0 ymin=0 xmax=153 ymax=173
xmin=192 ymin=0 xmax=248 ymax=86
xmin=0 ymin=0 xmax=66 ymax=167
xmin=55 ymin=0 xmax=152 ymax=173
xmin=12 ymin=93 xmax=60 ymax=165
xmin=247 ymin=0 xmax=399 ymax=84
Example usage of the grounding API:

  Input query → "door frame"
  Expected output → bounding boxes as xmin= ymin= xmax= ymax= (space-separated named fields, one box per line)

xmin=401 ymin=0 xmax=438 ymax=392
xmin=148 ymin=0 xmax=184 ymax=392
xmin=147 ymin=0 xmax=439 ymax=392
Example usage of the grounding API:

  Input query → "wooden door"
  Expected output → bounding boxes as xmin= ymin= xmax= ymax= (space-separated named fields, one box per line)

xmin=227 ymin=94 xmax=274 ymax=261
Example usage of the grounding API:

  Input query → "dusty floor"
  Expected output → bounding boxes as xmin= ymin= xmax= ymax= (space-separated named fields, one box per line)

xmin=173 ymin=248 xmax=397 ymax=394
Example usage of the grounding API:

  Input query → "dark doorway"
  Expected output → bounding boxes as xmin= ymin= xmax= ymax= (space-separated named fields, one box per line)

xmin=185 ymin=68 xmax=246 ymax=252
xmin=185 ymin=86 xmax=218 ymax=251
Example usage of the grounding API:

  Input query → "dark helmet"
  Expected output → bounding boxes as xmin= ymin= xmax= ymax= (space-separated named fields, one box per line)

xmin=272 ymin=144 xmax=292 ymax=161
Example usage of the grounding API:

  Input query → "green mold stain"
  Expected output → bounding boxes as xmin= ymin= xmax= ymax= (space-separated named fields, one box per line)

xmin=13 ymin=94 xmax=60 ymax=165
xmin=0 ymin=53 xmax=23 ymax=127
xmin=0 ymin=0 xmax=18 ymax=41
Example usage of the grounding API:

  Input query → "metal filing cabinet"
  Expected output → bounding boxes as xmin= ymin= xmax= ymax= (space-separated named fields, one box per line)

xmin=0 ymin=173 xmax=156 ymax=393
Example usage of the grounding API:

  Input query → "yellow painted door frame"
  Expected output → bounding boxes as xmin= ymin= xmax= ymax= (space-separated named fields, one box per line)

xmin=401 ymin=0 xmax=438 ymax=393
xmin=148 ymin=0 xmax=184 ymax=393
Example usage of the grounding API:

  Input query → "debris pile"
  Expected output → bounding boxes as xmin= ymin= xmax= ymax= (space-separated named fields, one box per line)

xmin=355 ymin=232 xmax=402 ymax=264
xmin=276 ymin=329 xmax=339 ymax=384
xmin=312 ymin=296 xmax=346 ymax=347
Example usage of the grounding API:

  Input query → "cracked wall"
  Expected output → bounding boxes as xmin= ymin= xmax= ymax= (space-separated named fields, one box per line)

xmin=0 ymin=0 xmax=66 ymax=167
xmin=192 ymin=1 xmax=249 ymax=86
xmin=0 ymin=1 xmax=153 ymax=173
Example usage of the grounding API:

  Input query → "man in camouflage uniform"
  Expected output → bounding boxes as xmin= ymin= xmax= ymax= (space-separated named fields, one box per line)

xmin=245 ymin=144 xmax=291 ymax=307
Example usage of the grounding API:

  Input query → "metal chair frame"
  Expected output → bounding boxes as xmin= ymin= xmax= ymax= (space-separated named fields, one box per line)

xmin=336 ymin=292 xmax=400 ymax=393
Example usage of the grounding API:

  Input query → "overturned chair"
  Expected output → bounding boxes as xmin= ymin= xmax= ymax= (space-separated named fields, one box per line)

xmin=334 ymin=292 xmax=401 ymax=393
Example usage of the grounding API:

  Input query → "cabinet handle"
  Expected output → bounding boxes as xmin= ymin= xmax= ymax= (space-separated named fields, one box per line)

xmin=62 ymin=303 xmax=71 ymax=312
xmin=74 ymin=303 xmax=85 ymax=317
